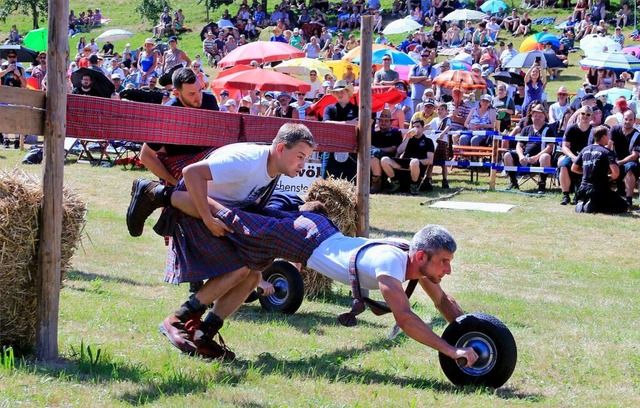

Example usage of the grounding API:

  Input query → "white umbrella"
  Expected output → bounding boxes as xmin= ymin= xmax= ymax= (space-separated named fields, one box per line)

xmin=443 ymin=9 xmax=488 ymax=22
xmin=95 ymin=29 xmax=134 ymax=42
xmin=579 ymin=34 xmax=622 ymax=57
xmin=453 ymin=51 xmax=473 ymax=65
xmin=382 ymin=17 xmax=423 ymax=35
xmin=217 ymin=19 xmax=235 ymax=29
xmin=595 ymin=88 xmax=632 ymax=103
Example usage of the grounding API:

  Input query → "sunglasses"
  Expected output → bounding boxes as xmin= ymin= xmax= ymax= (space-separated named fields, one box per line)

xmin=580 ymin=112 xmax=592 ymax=117
xmin=421 ymin=55 xmax=430 ymax=58
xmin=7 ymin=55 xmax=16 ymax=58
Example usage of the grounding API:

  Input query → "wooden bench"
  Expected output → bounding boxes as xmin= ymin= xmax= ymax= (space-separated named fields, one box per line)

xmin=452 ymin=145 xmax=505 ymax=182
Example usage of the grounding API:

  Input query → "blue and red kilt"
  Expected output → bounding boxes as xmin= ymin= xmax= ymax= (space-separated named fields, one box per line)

xmin=157 ymin=147 xmax=216 ymax=182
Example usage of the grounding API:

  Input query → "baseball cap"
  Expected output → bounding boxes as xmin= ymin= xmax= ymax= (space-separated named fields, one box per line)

xmin=424 ymin=98 xmax=436 ymax=106
xmin=220 ymin=90 xmax=229 ymax=96
xmin=531 ymin=105 xmax=545 ymax=113
xmin=169 ymin=36 xmax=178 ymax=43
xmin=582 ymin=94 xmax=596 ymax=102
xmin=89 ymin=54 xmax=99 ymax=64
xmin=111 ymin=73 xmax=121 ymax=80
xmin=224 ymin=99 xmax=236 ymax=106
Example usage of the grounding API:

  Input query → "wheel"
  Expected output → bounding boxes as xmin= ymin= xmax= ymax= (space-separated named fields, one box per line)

xmin=258 ymin=260 xmax=304 ymax=314
xmin=438 ymin=313 xmax=517 ymax=388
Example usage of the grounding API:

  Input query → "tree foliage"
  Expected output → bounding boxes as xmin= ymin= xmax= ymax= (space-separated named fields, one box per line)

xmin=135 ymin=0 xmax=170 ymax=23
xmin=0 ymin=0 xmax=48 ymax=29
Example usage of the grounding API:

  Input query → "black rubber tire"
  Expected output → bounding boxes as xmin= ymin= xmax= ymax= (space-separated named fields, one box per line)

xmin=258 ymin=260 xmax=305 ymax=314
xmin=438 ymin=313 xmax=517 ymax=388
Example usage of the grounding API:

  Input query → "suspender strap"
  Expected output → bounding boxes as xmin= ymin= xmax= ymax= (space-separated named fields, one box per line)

xmin=338 ymin=240 xmax=418 ymax=327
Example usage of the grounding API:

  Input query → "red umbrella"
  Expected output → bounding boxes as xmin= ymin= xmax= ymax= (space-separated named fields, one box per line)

xmin=307 ymin=86 xmax=406 ymax=117
xmin=217 ymin=41 xmax=305 ymax=68
xmin=216 ymin=64 xmax=256 ymax=79
xmin=209 ymin=67 xmax=311 ymax=92
xmin=432 ymin=70 xmax=487 ymax=90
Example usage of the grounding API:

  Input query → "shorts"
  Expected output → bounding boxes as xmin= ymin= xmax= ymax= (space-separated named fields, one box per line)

xmin=620 ymin=161 xmax=639 ymax=179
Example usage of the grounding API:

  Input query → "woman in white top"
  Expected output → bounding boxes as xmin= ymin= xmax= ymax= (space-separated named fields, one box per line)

xmin=461 ymin=94 xmax=496 ymax=146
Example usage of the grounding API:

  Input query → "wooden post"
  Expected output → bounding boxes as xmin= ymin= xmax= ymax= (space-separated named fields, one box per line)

xmin=36 ymin=0 xmax=69 ymax=361
xmin=489 ymin=138 xmax=499 ymax=190
xmin=356 ymin=16 xmax=373 ymax=238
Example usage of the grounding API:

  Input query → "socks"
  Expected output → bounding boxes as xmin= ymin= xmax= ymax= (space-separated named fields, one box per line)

xmin=174 ymin=295 xmax=207 ymax=321
xmin=161 ymin=186 xmax=174 ymax=207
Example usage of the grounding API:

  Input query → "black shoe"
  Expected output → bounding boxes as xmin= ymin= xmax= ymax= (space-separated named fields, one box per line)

xmin=441 ymin=180 xmax=450 ymax=189
xmin=560 ymin=195 xmax=570 ymax=205
xmin=410 ymin=183 xmax=419 ymax=195
xmin=571 ymin=196 xmax=578 ymax=205
xmin=507 ymin=181 xmax=519 ymax=190
xmin=386 ymin=178 xmax=401 ymax=193
xmin=421 ymin=180 xmax=433 ymax=192
xmin=13 ymin=139 xmax=19 ymax=149
xmin=537 ymin=181 xmax=546 ymax=193
xmin=126 ymin=179 xmax=165 ymax=237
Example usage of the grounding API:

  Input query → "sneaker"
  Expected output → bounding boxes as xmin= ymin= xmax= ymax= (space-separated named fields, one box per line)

xmin=442 ymin=180 xmax=450 ymax=189
xmin=421 ymin=180 xmax=433 ymax=192
xmin=126 ymin=179 xmax=165 ymax=237
xmin=560 ymin=195 xmax=570 ymax=205
xmin=194 ymin=333 xmax=236 ymax=361
xmin=409 ymin=183 xmax=419 ymax=195
xmin=386 ymin=178 xmax=401 ymax=193
xmin=370 ymin=176 xmax=382 ymax=194
xmin=159 ymin=315 xmax=198 ymax=354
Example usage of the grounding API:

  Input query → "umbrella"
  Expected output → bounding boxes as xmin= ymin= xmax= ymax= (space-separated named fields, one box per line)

xmin=217 ymin=41 xmax=305 ymax=68
xmin=595 ymin=88 xmax=632 ymax=103
xmin=382 ymin=17 xmax=423 ymax=35
xmin=272 ymin=58 xmax=333 ymax=78
xmin=622 ymin=45 xmax=640 ymax=58
xmin=449 ymin=61 xmax=471 ymax=71
xmin=351 ymin=48 xmax=416 ymax=65
xmin=492 ymin=71 xmax=524 ymax=85
xmin=480 ymin=0 xmax=509 ymax=14
xmin=342 ymin=44 xmax=395 ymax=62
xmin=579 ymin=51 xmax=640 ymax=72
xmin=504 ymin=50 xmax=564 ymax=69
xmin=259 ymin=26 xmax=277 ymax=41
xmin=95 ymin=29 xmax=134 ymax=42
xmin=579 ymin=34 xmax=622 ymax=57
xmin=209 ymin=67 xmax=311 ymax=92
xmin=324 ymin=60 xmax=360 ymax=80
xmin=443 ymin=9 xmax=487 ymax=22
xmin=71 ymin=68 xmax=115 ymax=98
xmin=215 ymin=64 xmax=257 ymax=79
xmin=199 ymin=22 xmax=218 ymax=41
xmin=307 ymin=85 xmax=406 ymax=117
xmin=519 ymin=33 xmax=561 ymax=52
xmin=432 ymin=70 xmax=487 ymax=90
xmin=23 ymin=27 xmax=47 ymax=52
xmin=0 ymin=44 xmax=38 ymax=62
xmin=217 ymin=19 xmax=235 ymax=29
xmin=452 ymin=51 xmax=473 ymax=65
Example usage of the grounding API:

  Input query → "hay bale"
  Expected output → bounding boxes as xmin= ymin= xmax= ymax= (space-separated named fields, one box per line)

xmin=0 ymin=169 xmax=87 ymax=352
xmin=301 ymin=177 xmax=357 ymax=298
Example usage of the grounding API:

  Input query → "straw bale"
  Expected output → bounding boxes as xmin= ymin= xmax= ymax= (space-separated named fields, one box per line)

xmin=301 ymin=177 xmax=357 ymax=298
xmin=0 ymin=169 xmax=86 ymax=351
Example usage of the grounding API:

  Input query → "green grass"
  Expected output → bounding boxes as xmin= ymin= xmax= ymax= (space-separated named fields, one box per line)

xmin=1 ymin=146 xmax=640 ymax=406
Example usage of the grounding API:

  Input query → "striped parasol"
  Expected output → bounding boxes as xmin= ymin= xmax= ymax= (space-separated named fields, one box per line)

xmin=432 ymin=70 xmax=487 ymax=90
xmin=519 ymin=33 xmax=561 ymax=52
xmin=579 ymin=51 xmax=640 ymax=72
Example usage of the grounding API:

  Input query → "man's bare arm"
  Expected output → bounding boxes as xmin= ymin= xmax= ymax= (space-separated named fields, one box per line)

xmin=418 ymin=278 xmax=463 ymax=323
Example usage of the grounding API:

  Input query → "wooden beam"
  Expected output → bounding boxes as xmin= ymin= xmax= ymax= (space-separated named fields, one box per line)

xmin=0 ymin=106 xmax=45 ymax=135
xmin=36 ymin=0 xmax=69 ymax=361
xmin=356 ymin=16 xmax=373 ymax=238
xmin=0 ymin=86 xmax=46 ymax=108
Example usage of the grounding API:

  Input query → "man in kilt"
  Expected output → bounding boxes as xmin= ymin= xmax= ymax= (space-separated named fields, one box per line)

xmin=198 ymin=201 xmax=479 ymax=367
xmin=126 ymin=123 xmax=316 ymax=359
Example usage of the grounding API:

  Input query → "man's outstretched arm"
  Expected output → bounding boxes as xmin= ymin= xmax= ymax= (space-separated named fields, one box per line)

xmin=418 ymin=278 xmax=463 ymax=323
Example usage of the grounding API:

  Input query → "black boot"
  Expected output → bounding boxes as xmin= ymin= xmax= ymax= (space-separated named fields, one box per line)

xmin=507 ymin=173 xmax=519 ymax=190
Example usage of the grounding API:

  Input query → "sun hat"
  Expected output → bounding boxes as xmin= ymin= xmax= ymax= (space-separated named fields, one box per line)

xmin=225 ymin=99 xmax=236 ymax=106
xmin=379 ymin=108 xmax=392 ymax=119
xmin=278 ymin=91 xmax=292 ymax=100
xmin=328 ymin=79 xmax=354 ymax=97
xmin=242 ymin=95 xmax=253 ymax=103
xmin=531 ymin=105 xmax=545 ymax=113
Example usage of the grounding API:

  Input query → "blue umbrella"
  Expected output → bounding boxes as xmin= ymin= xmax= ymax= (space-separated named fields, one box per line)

xmin=579 ymin=51 xmax=640 ymax=73
xmin=351 ymin=49 xmax=416 ymax=65
xmin=480 ymin=0 xmax=509 ymax=14
xmin=504 ymin=50 xmax=564 ymax=69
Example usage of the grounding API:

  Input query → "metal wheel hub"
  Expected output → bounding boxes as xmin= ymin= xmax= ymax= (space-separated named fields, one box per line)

xmin=456 ymin=331 xmax=497 ymax=376
xmin=265 ymin=274 xmax=290 ymax=306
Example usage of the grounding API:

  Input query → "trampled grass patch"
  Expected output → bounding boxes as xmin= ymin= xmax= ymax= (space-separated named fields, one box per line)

xmin=1 ymin=147 xmax=639 ymax=406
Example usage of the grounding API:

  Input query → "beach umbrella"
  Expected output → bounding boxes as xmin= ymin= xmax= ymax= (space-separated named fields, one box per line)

xmin=272 ymin=58 xmax=333 ymax=78
xmin=209 ymin=67 xmax=311 ymax=92
xmin=443 ymin=9 xmax=487 ymax=22
xmin=199 ymin=22 xmax=218 ymax=41
xmin=23 ymin=27 xmax=47 ymax=52
xmin=452 ymin=51 xmax=473 ymax=65
xmin=579 ymin=51 xmax=640 ymax=72
xmin=259 ymin=26 xmax=277 ymax=41
xmin=307 ymin=85 xmax=406 ymax=117
xmin=71 ymin=68 xmax=115 ymax=98
xmin=217 ymin=41 xmax=305 ymax=68
xmin=217 ymin=19 xmax=235 ymax=29
xmin=449 ymin=61 xmax=472 ymax=71
xmin=579 ymin=34 xmax=622 ymax=57
xmin=324 ymin=60 xmax=360 ymax=80
xmin=351 ymin=48 xmax=415 ymax=65
xmin=342 ymin=44 xmax=395 ymax=61
xmin=432 ymin=70 xmax=487 ymax=90
xmin=480 ymin=0 xmax=509 ymax=14
xmin=595 ymin=88 xmax=632 ymax=103
xmin=0 ymin=44 xmax=38 ymax=63
xmin=519 ymin=33 xmax=561 ymax=52
xmin=382 ymin=17 xmax=423 ymax=35
xmin=492 ymin=71 xmax=524 ymax=85
xmin=95 ymin=29 xmax=134 ymax=42
xmin=504 ymin=50 xmax=564 ymax=69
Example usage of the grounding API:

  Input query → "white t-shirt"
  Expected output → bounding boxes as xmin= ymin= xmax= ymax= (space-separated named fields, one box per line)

xmin=307 ymin=234 xmax=408 ymax=290
xmin=306 ymin=79 xmax=323 ymax=99
xmin=206 ymin=143 xmax=274 ymax=208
